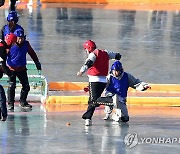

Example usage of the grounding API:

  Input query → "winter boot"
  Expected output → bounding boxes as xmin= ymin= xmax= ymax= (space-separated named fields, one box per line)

xmin=112 ymin=113 xmax=120 ymax=122
xmin=8 ymin=102 xmax=14 ymax=110
xmin=19 ymin=100 xmax=32 ymax=109
xmin=7 ymin=88 xmax=15 ymax=111
xmin=85 ymin=119 xmax=92 ymax=126
xmin=19 ymin=90 xmax=32 ymax=109
xmin=103 ymin=114 xmax=111 ymax=120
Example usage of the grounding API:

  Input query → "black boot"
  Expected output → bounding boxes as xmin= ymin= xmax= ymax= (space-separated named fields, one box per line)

xmin=7 ymin=89 xmax=15 ymax=111
xmin=19 ymin=100 xmax=32 ymax=109
xmin=19 ymin=90 xmax=32 ymax=109
xmin=8 ymin=102 xmax=14 ymax=110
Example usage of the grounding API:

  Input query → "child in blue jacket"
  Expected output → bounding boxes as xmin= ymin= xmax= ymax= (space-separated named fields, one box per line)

xmin=103 ymin=61 xmax=151 ymax=122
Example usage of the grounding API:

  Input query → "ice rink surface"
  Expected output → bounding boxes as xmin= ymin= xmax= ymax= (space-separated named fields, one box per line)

xmin=0 ymin=3 xmax=180 ymax=154
xmin=1 ymin=104 xmax=180 ymax=153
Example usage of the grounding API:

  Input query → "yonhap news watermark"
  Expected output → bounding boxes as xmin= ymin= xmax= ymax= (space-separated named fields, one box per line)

xmin=124 ymin=133 xmax=180 ymax=148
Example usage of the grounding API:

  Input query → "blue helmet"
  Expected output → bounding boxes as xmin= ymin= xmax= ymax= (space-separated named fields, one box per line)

xmin=14 ymin=29 xmax=25 ymax=37
xmin=111 ymin=61 xmax=123 ymax=72
xmin=7 ymin=11 xmax=19 ymax=23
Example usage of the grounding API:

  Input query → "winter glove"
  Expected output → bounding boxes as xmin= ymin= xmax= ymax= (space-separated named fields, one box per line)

xmin=84 ymin=86 xmax=89 ymax=92
xmin=35 ymin=61 xmax=42 ymax=70
xmin=135 ymin=82 xmax=151 ymax=91
xmin=0 ymin=62 xmax=13 ymax=78
xmin=142 ymin=84 xmax=151 ymax=91
xmin=115 ymin=53 xmax=121 ymax=60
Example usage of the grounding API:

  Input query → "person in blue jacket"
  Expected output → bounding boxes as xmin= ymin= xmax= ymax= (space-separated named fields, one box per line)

xmin=6 ymin=29 xmax=41 ymax=111
xmin=0 ymin=11 xmax=24 ymax=41
xmin=103 ymin=60 xmax=151 ymax=122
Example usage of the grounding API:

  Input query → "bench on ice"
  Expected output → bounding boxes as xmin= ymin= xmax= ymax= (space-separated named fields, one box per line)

xmin=0 ymin=61 xmax=48 ymax=103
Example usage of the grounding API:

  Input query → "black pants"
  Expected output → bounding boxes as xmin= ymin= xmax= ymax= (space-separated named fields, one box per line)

xmin=0 ymin=84 xmax=7 ymax=119
xmin=10 ymin=0 xmax=16 ymax=11
xmin=82 ymin=82 xmax=106 ymax=120
xmin=0 ymin=0 xmax=16 ymax=10
xmin=8 ymin=69 xmax=30 ymax=104
xmin=0 ymin=0 xmax=5 ymax=7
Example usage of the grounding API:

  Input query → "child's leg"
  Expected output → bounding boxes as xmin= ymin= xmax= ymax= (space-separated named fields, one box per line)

xmin=112 ymin=96 xmax=129 ymax=122
xmin=103 ymin=105 xmax=113 ymax=120
xmin=118 ymin=97 xmax=129 ymax=122
xmin=112 ymin=94 xmax=121 ymax=122
xmin=103 ymin=91 xmax=114 ymax=120
xmin=82 ymin=82 xmax=106 ymax=126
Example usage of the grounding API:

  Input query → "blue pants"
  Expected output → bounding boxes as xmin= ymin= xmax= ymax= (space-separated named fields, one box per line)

xmin=0 ymin=84 xmax=7 ymax=119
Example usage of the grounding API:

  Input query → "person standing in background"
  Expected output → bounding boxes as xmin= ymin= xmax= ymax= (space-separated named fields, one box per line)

xmin=6 ymin=29 xmax=41 ymax=111
xmin=0 ymin=0 xmax=17 ymax=11
xmin=0 ymin=11 xmax=24 ymax=41
xmin=10 ymin=0 xmax=17 ymax=11
xmin=0 ymin=0 xmax=5 ymax=7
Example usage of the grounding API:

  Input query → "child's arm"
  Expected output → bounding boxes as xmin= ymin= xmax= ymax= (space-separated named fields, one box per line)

xmin=127 ymin=73 xmax=151 ymax=91
xmin=105 ymin=50 xmax=121 ymax=60
xmin=77 ymin=52 xmax=96 ymax=76
xmin=134 ymin=82 xmax=151 ymax=91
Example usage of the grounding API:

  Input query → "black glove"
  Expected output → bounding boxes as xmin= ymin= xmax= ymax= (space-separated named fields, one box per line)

xmin=35 ymin=61 xmax=42 ymax=70
xmin=0 ymin=62 xmax=13 ymax=78
xmin=115 ymin=53 xmax=121 ymax=60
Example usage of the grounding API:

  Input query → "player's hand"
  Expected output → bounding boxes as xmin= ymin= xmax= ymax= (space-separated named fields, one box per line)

xmin=77 ymin=71 xmax=83 ymax=76
xmin=84 ymin=86 xmax=89 ymax=92
xmin=142 ymin=84 xmax=151 ymax=91
xmin=35 ymin=61 xmax=42 ymax=70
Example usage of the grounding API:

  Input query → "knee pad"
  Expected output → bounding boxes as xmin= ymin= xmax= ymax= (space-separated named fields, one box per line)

xmin=121 ymin=116 xmax=129 ymax=122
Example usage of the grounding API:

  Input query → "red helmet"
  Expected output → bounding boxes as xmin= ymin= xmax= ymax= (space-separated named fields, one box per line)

xmin=5 ymin=33 xmax=17 ymax=46
xmin=83 ymin=40 xmax=96 ymax=52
